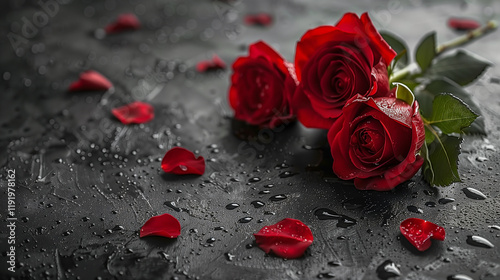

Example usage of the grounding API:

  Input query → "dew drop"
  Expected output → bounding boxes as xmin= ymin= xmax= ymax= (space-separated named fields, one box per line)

xmin=225 ymin=252 xmax=236 ymax=261
xmin=248 ymin=177 xmax=261 ymax=183
xmin=179 ymin=165 xmax=188 ymax=171
xmin=226 ymin=203 xmax=240 ymax=210
xmin=238 ymin=217 xmax=253 ymax=223
xmin=407 ymin=205 xmax=423 ymax=214
xmin=466 ymin=235 xmax=494 ymax=248
xmin=447 ymin=274 xmax=474 ymax=280
xmin=314 ymin=208 xmax=357 ymax=228
xmin=376 ymin=260 xmax=401 ymax=279
xmin=269 ymin=194 xmax=287 ymax=202
xmin=279 ymin=171 xmax=298 ymax=178
xmin=438 ymin=198 xmax=455 ymax=204
xmin=425 ymin=201 xmax=436 ymax=207
xmin=164 ymin=201 xmax=181 ymax=212
xmin=251 ymin=200 xmax=265 ymax=208
xmin=462 ymin=187 xmax=487 ymax=200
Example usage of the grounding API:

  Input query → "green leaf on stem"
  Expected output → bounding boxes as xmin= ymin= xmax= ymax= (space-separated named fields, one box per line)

xmin=381 ymin=31 xmax=409 ymax=68
xmin=393 ymin=82 xmax=415 ymax=106
xmin=417 ymin=78 xmax=485 ymax=134
xmin=415 ymin=32 xmax=436 ymax=72
xmin=421 ymin=133 xmax=462 ymax=186
xmin=428 ymin=50 xmax=491 ymax=86
xmin=427 ymin=93 xmax=478 ymax=134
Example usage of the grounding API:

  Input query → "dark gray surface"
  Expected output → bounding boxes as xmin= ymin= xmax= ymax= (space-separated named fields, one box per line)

xmin=1 ymin=0 xmax=499 ymax=279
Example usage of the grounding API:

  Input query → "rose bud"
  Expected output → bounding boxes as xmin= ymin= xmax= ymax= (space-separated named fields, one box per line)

xmin=292 ymin=13 xmax=397 ymax=129
xmin=229 ymin=41 xmax=297 ymax=129
xmin=327 ymin=95 xmax=425 ymax=191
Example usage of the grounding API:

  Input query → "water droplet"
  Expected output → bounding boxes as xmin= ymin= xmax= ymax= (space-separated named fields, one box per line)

xmin=164 ymin=201 xmax=182 ymax=212
xmin=226 ymin=203 xmax=240 ymax=210
xmin=264 ymin=184 xmax=274 ymax=188
xmin=317 ymin=272 xmax=336 ymax=278
xmin=112 ymin=225 xmax=124 ymax=231
xmin=466 ymin=235 xmax=494 ymax=248
xmin=251 ymin=200 xmax=265 ymax=208
xmin=327 ymin=260 xmax=341 ymax=266
xmin=279 ymin=171 xmax=298 ymax=178
xmin=438 ymin=198 xmax=455 ymax=204
xmin=269 ymin=194 xmax=287 ymax=202
xmin=488 ymin=225 xmax=500 ymax=231
xmin=376 ymin=260 xmax=401 ymax=279
xmin=179 ymin=165 xmax=188 ymax=171
xmin=447 ymin=274 xmax=474 ymax=280
xmin=476 ymin=156 xmax=488 ymax=162
xmin=248 ymin=177 xmax=261 ymax=183
xmin=225 ymin=252 xmax=235 ymax=261
xmin=206 ymin=237 xmax=216 ymax=244
xmin=238 ymin=217 xmax=253 ymax=223
xmin=425 ymin=201 xmax=436 ymax=207
xmin=314 ymin=208 xmax=357 ymax=228
xmin=407 ymin=205 xmax=423 ymax=214
xmin=259 ymin=190 xmax=271 ymax=194
xmin=462 ymin=187 xmax=487 ymax=200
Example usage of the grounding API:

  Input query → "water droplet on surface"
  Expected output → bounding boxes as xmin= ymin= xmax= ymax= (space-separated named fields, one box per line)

xmin=317 ymin=272 xmax=336 ymax=278
xmin=407 ymin=205 xmax=423 ymax=214
xmin=251 ymin=200 xmax=265 ymax=208
xmin=206 ymin=237 xmax=216 ymax=244
xmin=438 ymin=198 xmax=455 ymax=204
xmin=226 ymin=203 xmax=240 ymax=210
xmin=179 ymin=165 xmax=188 ymax=171
xmin=447 ymin=274 xmax=474 ymax=280
xmin=327 ymin=260 xmax=341 ymax=266
xmin=462 ymin=187 xmax=487 ymax=200
xmin=376 ymin=260 xmax=401 ymax=279
xmin=248 ymin=177 xmax=261 ymax=183
xmin=269 ymin=194 xmax=287 ymax=202
xmin=225 ymin=252 xmax=235 ymax=261
xmin=314 ymin=208 xmax=357 ymax=228
xmin=238 ymin=217 xmax=253 ymax=223
xmin=165 ymin=201 xmax=182 ymax=212
xmin=264 ymin=184 xmax=274 ymax=188
xmin=466 ymin=235 xmax=494 ymax=248
xmin=425 ymin=201 xmax=436 ymax=207
xmin=279 ymin=171 xmax=298 ymax=178
xmin=488 ymin=225 xmax=500 ymax=231
xmin=259 ymin=190 xmax=271 ymax=194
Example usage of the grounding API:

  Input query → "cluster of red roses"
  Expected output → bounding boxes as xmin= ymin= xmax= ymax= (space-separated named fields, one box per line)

xmin=229 ymin=13 xmax=426 ymax=191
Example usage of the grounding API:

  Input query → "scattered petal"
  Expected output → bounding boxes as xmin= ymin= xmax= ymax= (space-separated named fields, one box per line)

xmin=161 ymin=147 xmax=205 ymax=175
xmin=111 ymin=101 xmax=154 ymax=124
xmin=196 ymin=55 xmax=226 ymax=72
xmin=400 ymin=218 xmax=445 ymax=251
xmin=244 ymin=13 xmax=273 ymax=27
xmin=254 ymin=218 xmax=313 ymax=259
xmin=140 ymin=213 xmax=181 ymax=238
xmin=105 ymin=13 xmax=141 ymax=34
xmin=448 ymin=18 xmax=481 ymax=31
xmin=68 ymin=70 xmax=112 ymax=92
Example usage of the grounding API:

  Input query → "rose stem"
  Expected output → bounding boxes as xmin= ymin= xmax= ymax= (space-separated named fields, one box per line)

xmin=389 ymin=20 xmax=498 ymax=83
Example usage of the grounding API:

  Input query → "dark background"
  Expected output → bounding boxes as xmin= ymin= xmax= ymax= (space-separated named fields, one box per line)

xmin=1 ymin=0 xmax=499 ymax=279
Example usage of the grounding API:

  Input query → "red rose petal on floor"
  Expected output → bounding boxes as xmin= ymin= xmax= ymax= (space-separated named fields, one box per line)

xmin=400 ymin=218 xmax=445 ymax=251
xmin=140 ymin=213 xmax=181 ymax=238
xmin=448 ymin=17 xmax=481 ymax=31
xmin=105 ymin=13 xmax=141 ymax=34
xmin=68 ymin=70 xmax=112 ymax=92
xmin=244 ymin=13 xmax=273 ymax=27
xmin=196 ymin=55 xmax=226 ymax=72
xmin=254 ymin=218 xmax=313 ymax=259
xmin=111 ymin=101 xmax=154 ymax=124
xmin=161 ymin=147 xmax=205 ymax=175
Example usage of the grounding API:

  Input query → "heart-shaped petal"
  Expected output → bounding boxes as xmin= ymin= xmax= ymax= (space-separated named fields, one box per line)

xmin=196 ymin=54 xmax=226 ymax=72
xmin=254 ymin=218 xmax=313 ymax=259
xmin=140 ymin=213 xmax=181 ymax=238
xmin=448 ymin=18 xmax=481 ymax=31
xmin=161 ymin=147 xmax=205 ymax=175
xmin=244 ymin=13 xmax=273 ymax=27
xmin=111 ymin=101 xmax=154 ymax=124
xmin=105 ymin=13 xmax=141 ymax=34
xmin=400 ymin=218 xmax=445 ymax=251
xmin=69 ymin=70 xmax=112 ymax=92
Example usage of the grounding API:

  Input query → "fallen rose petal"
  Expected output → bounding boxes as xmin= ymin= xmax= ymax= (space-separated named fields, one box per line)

xmin=68 ymin=70 xmax=112 ymax=92
xmin=105 ymin=13 xmax=141 ymax=34
xmin=254 ymin=218 xmax=313 ymax=259
xmin=244 ymin=13 xmax=273 ymax=27
xmin=196 ymin=55 xmax=226 ymax=72
xmin=400 ymin=218 xmax=445 ymax=251
xmin=448 ymin=17 xmax=481 ymax=31
xmin=161 ymin=147 xmax=205 ymax=175
xmin=140 ymin=213 xmax=181 ymax=238
xmin=111 ymin=101 xmax=154 ymax=124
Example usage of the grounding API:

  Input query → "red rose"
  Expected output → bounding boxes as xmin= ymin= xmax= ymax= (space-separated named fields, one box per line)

xmin=292 ymin=13 xmax=397 ymax=129
xmin=229 ymin=41 xmax=297 ymax=128
xmin=327 ymin=95 xmax=425 ymax=191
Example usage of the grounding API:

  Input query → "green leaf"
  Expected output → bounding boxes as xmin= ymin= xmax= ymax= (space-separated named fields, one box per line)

xmin=380 ymin=31 xmax=409 ymax=68
xmin=417 ymin=78 xmax=485 ymax=134
xmin=393 ymin=82 xmax=415 ymax=106
xmin=428 ymin=50 xmax=491 ymax=86
xmin=421 ymin=133 xmax=462 ymax=187
xmin=415 ymin=32 xmax=436 ymax=72
xmin=428 ymin=93 xmax=478 ymax=134
xmin=424 ymin=125 xmax=435 ymax=144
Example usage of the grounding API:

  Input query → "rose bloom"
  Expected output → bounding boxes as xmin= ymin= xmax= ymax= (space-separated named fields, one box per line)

xmin=229 ymin=41 xmax=297 ymax=128
xmin=292 ymin=13 xmax=397 ymax=129
xmin=327 ymin=95 xmax=425 ymax=191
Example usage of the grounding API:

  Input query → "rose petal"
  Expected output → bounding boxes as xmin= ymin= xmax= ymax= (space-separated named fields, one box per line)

xmin=68 ymin=70 xmax=112 ymax=92
xmin=111 ymin=101 xmax=154 ymax=124
xmin=196 ymin=54 xmax=226 ymax=72
xmin=254 ymin=218 xmax=313 ymax=259
xmin=140 ymin=213 xmax=181 ymax=238
xmin=105 ymin=13 xmax=140 ymax=34
xmin=400 ymin=218 xmax=445 ymax=251
xmin=244 ymin=13 xmax=273 ymax=27
xmin=448 ymin=18 xmax=481 ymax=31
xmin=161 ymin=147 xmax=205 ymax=175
